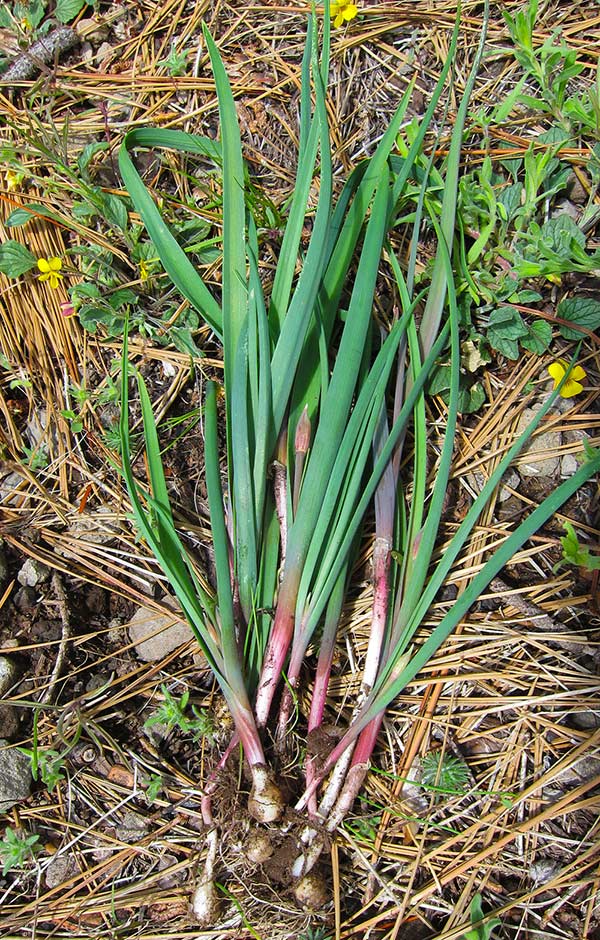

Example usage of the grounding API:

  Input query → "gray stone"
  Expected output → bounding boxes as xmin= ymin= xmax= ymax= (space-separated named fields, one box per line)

xmin=0 ymin=739 xmax=32 ymax=811
xmin=561 ymin=453 xmax=579 ymax=477
xmin=17 ymin=558 xmax=51 ymax=588
xmin=0 ymin=705 xmax=21 ymax=741
xmin=498 ymin=469 xmax=520 ymax=502
xmin=45 ymin=852 xmax=78 ymax=888
xmin=127 ymin=600 xmax=194 ymax=662
xmin=0 ymin=656 xmax=18 ymax=696
xmin=516 ymin=405 xmax=561 ymax=477
xmin=0 ymin=471 xmax=27 ymax=504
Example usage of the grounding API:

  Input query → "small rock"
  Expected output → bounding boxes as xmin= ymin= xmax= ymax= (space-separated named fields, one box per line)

xmin=529 ymin=857 xmax=560 ymax=883
xmin=0 ymin=739 xmax=32 ymax=811
xmin=17 ymin=558 xmax=51 ymax=588
xmin=45 ymin=853 xmax=78 ymax=889
xmin=25 ymin=409 xmax=48 ymax=449
xmin=13 ymin=585 xmax=38 ymax=610
xmin=76 ymin=17 xmax=109 ymax=41
xmin=0 ymin=544 xmax=7 ymax=585
xmin=0 ymin=471 xmax=27 ymax=504
xmin=553 ymin=755 xmax=600 ymax=786
xmin=498 ymin=469 xmax=520 ymax=502
xmin=127 ymin=600 xmax=194 ymax=662
xmin=571 ymin=711 xmax=600 ymax=730
xmin=157 ymin=853 xmax=186 ymax=889
xmin=114 ymin=809 xmax=148 ymax=843
xmin=516 ymin=405 xmax=561 ymax=477
xmin=0 ymin=705 xmax=21 ymax=741
xmin=561 ymin=453 xmax=579 ymax=477
xmin=0 ymin=656 xmax=18 ymax=696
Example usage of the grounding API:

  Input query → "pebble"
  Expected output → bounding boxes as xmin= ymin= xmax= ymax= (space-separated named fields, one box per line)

xmin=0 ymin=543 xmax=7 ymax=585
xmin=45 ymin=853 xmax=78 ymax=889
xmin=561 ymin=453 xmax=579 ymax=477
xmin=516 ymin=405 xmax=561 ymax=478
xmin=0 ymin=739 xmax=32 ymax=811
xmin=127 ymin=600 xmax=194 ymax=662
xmin=0 ymin=705 xmax=20 ymax=741
xmin=17 ymin=558 xmax=51 ymax=588
xmin=0 ymin=656 xmax=18 ymax=696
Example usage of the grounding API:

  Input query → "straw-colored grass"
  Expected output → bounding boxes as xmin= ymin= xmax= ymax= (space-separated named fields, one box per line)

xmin=1 ymin=1 xmax=599 ymax=937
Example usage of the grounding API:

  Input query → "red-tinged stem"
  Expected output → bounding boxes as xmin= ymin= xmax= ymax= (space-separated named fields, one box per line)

xmin=362 ymin=537 xmax=392 ymax=694
xmin=275 ymin=623 xmax=308 ymax=746
xmin=253 ymin=571 xmax=299 ymax=728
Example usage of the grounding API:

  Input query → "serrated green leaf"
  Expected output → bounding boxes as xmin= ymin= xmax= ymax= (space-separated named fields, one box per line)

xmin=54 ymin=0 xmax=86 ymax=23
xmin=458 ymin=381 xmax=486 ymax=413
xmin=0 ymin=240 xmax=37 ymax=277
xmin=497 ymin=181 xmax=522 ymax=221
xmin=540 ymin=215 xmax=586 ymax=258
xmin=557 ymin=296 xmax=600 ymax=339
xmin=4 ymin=205 xmax=57 ymax=227
xmin=520 ymin=318 xmax=552 ymax=354
xmin=77 ymin=141 xmax=109 ymax=176
xmin=100 ymin=192 xmax=128 ymax=231
xmin=487 ymin=306 xmax=527 ymax=358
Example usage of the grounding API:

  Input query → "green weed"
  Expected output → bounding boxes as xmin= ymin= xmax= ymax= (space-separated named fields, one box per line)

xmin=0 ymin=828 xmax=40 ymax=875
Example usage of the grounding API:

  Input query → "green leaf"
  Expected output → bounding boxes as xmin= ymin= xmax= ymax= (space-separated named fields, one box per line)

xmin=54 ymin=0 xmax=86 ymax=23
xmin=497 ymin=181 xmax=522 ymax=221
xmin=100 ymin=192 xmax=129 ymax=231
xmin=540 ymin=215 xmax=586 ymax=258
xmin=77 ymin=141 xmax=109 ymax=176
xmin=558 ymin=296 xmax=600 ymax=340
xmin=520 ymin=318 xmax=552 ymax=354
xmin=487 ymin=306 xmax=528 ymax=359
xmin=4 ymin=205 xmax=58 ymax=227
xmin=0 ymin=240 xmax=37 ymax=277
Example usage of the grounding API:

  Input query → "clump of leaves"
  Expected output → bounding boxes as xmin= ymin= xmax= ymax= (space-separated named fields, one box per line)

xmin=554 ymin=521 xmax=600 ymax=573
xmin=0 ymin=829 xmax=40 ymax=875
xmin=144 ymin=684 xmax=216 ymax=741
xmin=461 ymin=893 xmax=501 ymax=940
xmin=420 ymin=751 xmax=470 ymax=796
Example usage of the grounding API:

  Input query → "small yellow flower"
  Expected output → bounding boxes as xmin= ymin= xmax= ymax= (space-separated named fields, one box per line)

xmin=37 ymin=257 xmax=64 ymax=290
xmin=547 ymin=359 xmax=587 ymax=398
xmin=5 ymin=169 xmax=24 ymax=192
xmin=331 ymin=0 xmax=358 ymax=28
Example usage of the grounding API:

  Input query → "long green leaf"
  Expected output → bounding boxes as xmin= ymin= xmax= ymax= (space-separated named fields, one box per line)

xmin=119 ymin=129 xmax=222 ymax=334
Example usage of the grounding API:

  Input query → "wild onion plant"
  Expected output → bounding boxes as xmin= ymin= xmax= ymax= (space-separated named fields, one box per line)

xmin=118 ymin=1 xmax=600 ymax=918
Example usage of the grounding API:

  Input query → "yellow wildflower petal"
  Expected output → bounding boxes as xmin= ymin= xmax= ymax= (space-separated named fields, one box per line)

xmin=48 ymin=257 xmax=63 ymax=273
xmin=334 ymin=12 xmax=344 ymax=27
xmin=37 ymin=258 xmax=51 ymax=274
xmin=343 ymin=3 xmax=358 ymax=21
xmin=547 ymin=359 xmax=586 ymax=397
xmin=560 ymin=377 xmax=584 ymax=398
xmin=547 ymin=361 xmax=566 ymax=387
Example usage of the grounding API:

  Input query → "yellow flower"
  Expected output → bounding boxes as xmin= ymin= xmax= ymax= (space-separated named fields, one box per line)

xmin=5 ymin=169 xmax=24 ymax=192
xmin=331 ymin=0 xmax=358 ymax=28
xmin=37 ymin=257 xmax=64 ymax=289
xmin=547 ymin=359 xmax=587 ymax=398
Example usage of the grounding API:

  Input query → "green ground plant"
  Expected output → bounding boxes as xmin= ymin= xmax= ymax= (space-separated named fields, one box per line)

xmin=460 ymin=893 xmax=501 ymax=940
xmin=0 ymin=828 xmax=40 ymax=875
xmin=144 ymin=684 xmax=216 ymax=741
xmin=555 ymin=521 xmax=600 ymax=573
xmin=113 ymin=0 xmax=600 ymax=920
